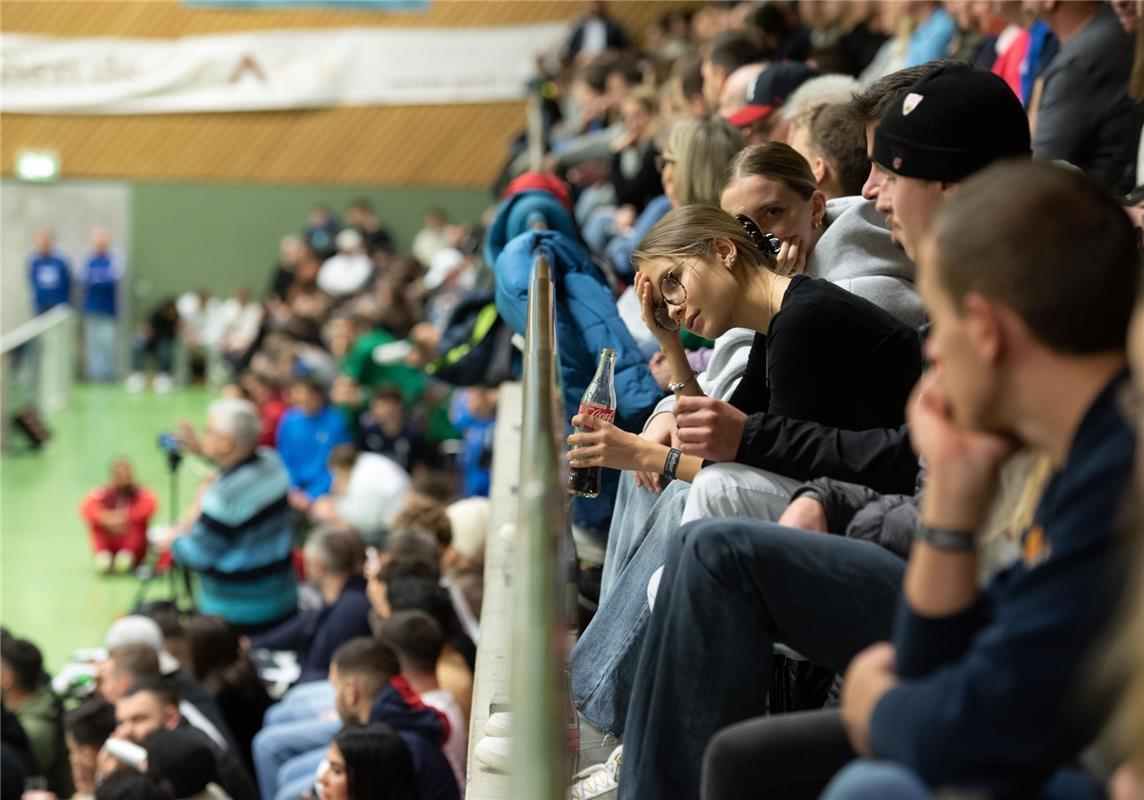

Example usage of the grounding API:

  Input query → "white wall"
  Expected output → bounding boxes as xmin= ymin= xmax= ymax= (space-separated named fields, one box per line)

xmin=1 ymin=180 xmax=131 ymax=338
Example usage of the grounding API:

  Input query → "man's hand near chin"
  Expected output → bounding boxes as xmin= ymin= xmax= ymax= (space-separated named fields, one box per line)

xmin=840 ymin=641 xmax=899 ymax=758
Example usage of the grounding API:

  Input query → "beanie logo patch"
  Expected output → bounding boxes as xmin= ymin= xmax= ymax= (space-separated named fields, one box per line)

xmin=893 ymin=156 xmax=903 ymax=170
xmin=902 ymin=92 xmax=924 ymax=116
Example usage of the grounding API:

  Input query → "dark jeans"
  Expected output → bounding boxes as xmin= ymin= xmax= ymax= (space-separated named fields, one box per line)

xmin=619 ymin=520 xmax=906 ymax=800
xmin=703 ymin=711 xmax=855 ymax=800
xmin=132 ymin=335 xmax=174 ymax=373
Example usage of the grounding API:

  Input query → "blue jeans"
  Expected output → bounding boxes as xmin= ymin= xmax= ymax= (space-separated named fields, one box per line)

xmin=264 ymin=681 xmax=335 ymax=727
xmin=132 ymin=335 xmax=174 ymax=374
xmin=619 ymin=520 xmax=906 ymax=800
xmin=252 ymin=714 xmax=340 ymax=800
xmin=274 ymin=746 xmax=327 ymax=800
xmin=571 ymin=471 xmax=690 ymax=734
xmin=821 ymin=761 xmax=931 ymax=800
xmin=84 ymin=314 xmax=117 ymax=381
xmin=572 ymin=464 xmax=800 ymax=736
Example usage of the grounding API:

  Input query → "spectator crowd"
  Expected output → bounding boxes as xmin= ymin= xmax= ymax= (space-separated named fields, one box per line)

xmin=11 ymin=1 xmax=1144 ymax=800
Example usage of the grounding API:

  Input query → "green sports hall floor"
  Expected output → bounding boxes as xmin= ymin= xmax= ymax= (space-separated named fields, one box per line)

xmin=1 ymin=384 xmax=212 ymax=671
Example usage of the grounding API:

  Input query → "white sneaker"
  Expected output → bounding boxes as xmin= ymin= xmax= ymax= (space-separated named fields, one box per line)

xmin=473 ymin=735 xmax=511 ymax=772
xmin=485 ymin=711 xmax=512 ymax=738
xmin=153 ymin=373 xmax=173 ymax=394
xmin=114 ymin=551 xmax=135 ymax=573
xmin=126 ymin=372 xmax=146 ymax=393
xmin=94 ymin=551 xmax=113 ymax=573
xmin=570 ymin=745 xmax=622 ymax=799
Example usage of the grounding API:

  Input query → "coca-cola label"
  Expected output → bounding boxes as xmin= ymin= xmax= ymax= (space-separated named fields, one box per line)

xmin=578 ymin=403 xmax=616 ymax=423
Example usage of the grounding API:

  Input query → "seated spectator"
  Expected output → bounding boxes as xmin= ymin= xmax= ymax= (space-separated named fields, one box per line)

xmin=721 ymin=140 xmax=924 ymax=324
xmin=79 ymin=458 xmax=156 ymax=574
xmin=627 ymin=162 xmax=1141 ymax=800
xmin=411 ymin=208 xmax=450 ymax=269
xmin=276 ymin=374 xmax=351 ymax=504
xmin=904 ymin=1 xmax=956 ymax=66
xmin=716 ymin=63 xmax=766 ymax=122
xmin=701 ymin=31 xmax=767 ymax=110
xmin=238 ymin=370 xmax=287 ymax=449
xmin=167 ymin=399 xmax=298 ymax=634
xmin=110 ymin=680 xmax=256 ymax=800
xmin=216 ymin=289 xmax=262 ymax=367
xmin=356 ymin=386 xmax=433 ymax=477
xmin=95 ymin=769 xmax=174 ymax=800
xmin=266 ymin=235 xmax=304 ymax=305
xmin=785 ymin=102 xmax=871 ymax=200
xmin=2 ymin=704 xmax=35 ymax=798
xmin=317 ymin=230 xmax=374 ymax=299
xmin=185 ymin=616 xmax=272 ymax=774
xmin=255 ymin=637 xmax=456 ymax=800
xmin=0 ymin=636 xmax=72 ymax=795
xmin=450 ymin=388 xmax=497 ymax=499
xmin=177 ymin=290 xmax=226 ymax=381
xmin=339 ymin=315 xmax=426 ymax=407
xmin=64 ymin=698 xmax=118 ymax=800
xmin=104 ymin=616 xmax=231 ymax=751
xmin=317 ymin=724 xmax=420 ymax=800
xmin=379 ymin=611 xmax=467 ymax=787
xmin=144 ymin=727 xmax=232 ymax=800
xmin=98 ymin=644 xmax=228 ymax=752
xmin=127 ymin=299 xmax=179 ymax=394
xmin=311 ymin=446 xmax=411 ymax=545
xmin=726 ymin=62 xmax=819 ymax=145
xmin=1031 ymin=0 xmax=1135 ymax=189
xmin=251 ymin=527 xmax=372 ymax=686
xmin=304 ymin=204 xmax=340 ymax=260
xmin=345 ymin=198 xmax=394 ymax=259
xmin=606 ymin=114 xmax=744 ymax=284
xmin=391 ymin=494 xmax=453 ymax=561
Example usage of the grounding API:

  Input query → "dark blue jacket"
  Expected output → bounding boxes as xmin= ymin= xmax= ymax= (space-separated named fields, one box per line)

xmin=370 ymin=677 xmax=460 ymax=800
xmin=870 ymin=370 xmax=1136 ymax=797
xmin=28 ymin=252 xmax=71 ymax=314
xmin=81 ymin=252 xmax=120 ymax=316
xmin=494 ymin=229 xmax=662 ymax=433
xmin=250 ymin=575 xmax=372 ymax=684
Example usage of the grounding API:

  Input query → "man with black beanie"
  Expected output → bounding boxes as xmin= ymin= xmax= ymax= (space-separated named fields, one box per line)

xmin=871 ymin=63 xmax=1031 ymax=262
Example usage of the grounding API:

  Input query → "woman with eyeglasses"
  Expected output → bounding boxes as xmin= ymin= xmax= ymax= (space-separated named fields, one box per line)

xmin=567 ymin=203 xmax=922 ymax=485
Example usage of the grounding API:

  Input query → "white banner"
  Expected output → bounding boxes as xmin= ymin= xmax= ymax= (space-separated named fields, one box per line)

xmin=0 ymin=25 xmax=566 ymax=114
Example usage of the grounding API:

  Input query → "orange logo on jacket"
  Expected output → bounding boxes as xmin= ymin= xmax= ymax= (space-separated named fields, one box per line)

xmin=1022 ymin=524 xmax=1052 ymax=568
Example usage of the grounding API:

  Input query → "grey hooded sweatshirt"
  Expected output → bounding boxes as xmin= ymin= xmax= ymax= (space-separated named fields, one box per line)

xmin=806 ymin=196 xmax=926 ymax=329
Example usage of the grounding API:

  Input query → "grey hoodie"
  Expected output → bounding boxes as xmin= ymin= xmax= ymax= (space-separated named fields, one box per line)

xmin=806 ymin=196 xmax=926 ymax=329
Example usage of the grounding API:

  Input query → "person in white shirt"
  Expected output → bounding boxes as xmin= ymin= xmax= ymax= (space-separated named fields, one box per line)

xmin=317 ymin=229 xmax=374 ymax=298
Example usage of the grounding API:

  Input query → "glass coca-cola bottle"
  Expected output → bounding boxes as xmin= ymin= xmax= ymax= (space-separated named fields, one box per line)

xmin=568 ymin=347 xmax=617 ymax=498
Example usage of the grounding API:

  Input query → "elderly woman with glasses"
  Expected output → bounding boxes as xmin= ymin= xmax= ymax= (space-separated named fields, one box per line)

xmin=568 ymin=203 xmax=922 ymax=486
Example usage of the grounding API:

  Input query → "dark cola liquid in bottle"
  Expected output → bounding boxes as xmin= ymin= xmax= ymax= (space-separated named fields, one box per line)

xmin=569 ymin=347 xmax=617 ymax=498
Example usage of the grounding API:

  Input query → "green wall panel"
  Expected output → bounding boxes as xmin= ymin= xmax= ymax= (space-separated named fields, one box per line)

xmin=130 ymin=181 xmax=493 ymax=317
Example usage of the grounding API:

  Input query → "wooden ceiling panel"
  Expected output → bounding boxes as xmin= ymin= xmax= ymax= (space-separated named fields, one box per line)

xmin=0 ymin=1 xmax=697 ymax=187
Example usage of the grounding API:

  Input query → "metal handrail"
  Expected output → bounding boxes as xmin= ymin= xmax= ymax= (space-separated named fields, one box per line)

xmin=509 ymin=252 xmax=572 ymax=797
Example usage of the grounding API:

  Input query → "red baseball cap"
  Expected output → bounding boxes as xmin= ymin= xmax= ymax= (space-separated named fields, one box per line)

xmin=726 ymin=62 xmax=820 ymax=128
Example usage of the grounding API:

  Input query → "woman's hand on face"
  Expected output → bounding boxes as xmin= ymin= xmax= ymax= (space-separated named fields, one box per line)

xmin=568 ymin=414 xmax=648 ymax=474
xmin=636 ymin=272 xmax=682 ymax=349
xmin=774 ymin=237 xmax=808 ymax=276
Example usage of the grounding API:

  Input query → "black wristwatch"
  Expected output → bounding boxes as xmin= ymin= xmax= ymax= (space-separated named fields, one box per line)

xmin=915 ymin=524 xmax=978 ymax=552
